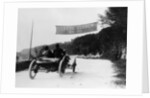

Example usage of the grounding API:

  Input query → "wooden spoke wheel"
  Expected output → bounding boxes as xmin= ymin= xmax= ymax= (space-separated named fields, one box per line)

xmin=29 ymin=60 xmax=38 ymax=79
xmin=72 ymin=58 xmax=77 ymax=73
xmin=58 ymin=56 xmax=68 ymax=77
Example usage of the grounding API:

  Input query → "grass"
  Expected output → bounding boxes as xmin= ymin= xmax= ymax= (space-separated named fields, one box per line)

xmin=112 ymin=59 xmax=126 ymax=87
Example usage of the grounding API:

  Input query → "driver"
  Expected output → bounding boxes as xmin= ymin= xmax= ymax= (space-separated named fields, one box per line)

xmin=40 ymin=46 xmax=53 ymax=58
xmin=53 ymin=44 xmax=65 ymax=59
xmin=39 ymin=45 xmax=56 ymax=62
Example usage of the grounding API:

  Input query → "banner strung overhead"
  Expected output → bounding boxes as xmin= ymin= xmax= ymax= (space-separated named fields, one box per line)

xmin=56 ymin=22 xmax=97 ymax=34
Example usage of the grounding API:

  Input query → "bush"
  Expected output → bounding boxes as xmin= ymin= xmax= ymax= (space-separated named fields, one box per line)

xmin=113 ymin=59 xmax=126 ymax=86
xmin=16 ymin=60 xmax=31 ymax=72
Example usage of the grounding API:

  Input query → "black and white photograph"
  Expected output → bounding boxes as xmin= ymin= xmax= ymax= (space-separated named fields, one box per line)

xmin=15 ymin=7 xmax=127 ymax=88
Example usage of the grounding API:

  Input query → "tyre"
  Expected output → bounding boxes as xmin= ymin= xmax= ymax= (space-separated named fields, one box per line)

xmin=72 ymin=65 xmax=76 ymax=73
xmin=72 ymin=58 xmax=76 ymax=73
xmin=58 ymin=56 xmax=66 ymax=77
xmin=29 ymin=59 xmax=38 ymax=79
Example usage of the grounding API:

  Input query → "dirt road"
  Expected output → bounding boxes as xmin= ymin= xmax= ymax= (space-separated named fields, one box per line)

xmin=16 ymin=58 xmax=117 ymax=88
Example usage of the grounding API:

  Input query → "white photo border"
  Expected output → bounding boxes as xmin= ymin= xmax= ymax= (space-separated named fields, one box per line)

xmin=1 ymin=0 xmax=144 ymax=95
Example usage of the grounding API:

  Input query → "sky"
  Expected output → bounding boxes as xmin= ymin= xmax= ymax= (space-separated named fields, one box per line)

xmin=17 ymin=8 xmax=107 ymax=52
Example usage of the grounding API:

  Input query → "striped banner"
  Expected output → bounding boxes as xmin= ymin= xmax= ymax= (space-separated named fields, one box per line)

xmin=56 ymin=22 xmax=97 ymax=34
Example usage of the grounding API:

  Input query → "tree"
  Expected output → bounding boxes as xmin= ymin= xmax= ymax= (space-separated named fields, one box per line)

xmin=98 ymin=7 xmax=128 ymax=60
xmin=99 ymin=7 xmax=128 ymax=30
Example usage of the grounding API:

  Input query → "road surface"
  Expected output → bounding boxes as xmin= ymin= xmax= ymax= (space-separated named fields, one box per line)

xmin=16 ymin=58 xmax=118 ymax=88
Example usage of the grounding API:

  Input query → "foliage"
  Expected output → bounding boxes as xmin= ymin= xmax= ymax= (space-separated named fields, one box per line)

xmin=100 ymin=7 xmax=128 ymax=30
xmin=113 ymin=59 xmax=126 ymax=86
xmin=98 ymin=7 xmax=127 ymax=60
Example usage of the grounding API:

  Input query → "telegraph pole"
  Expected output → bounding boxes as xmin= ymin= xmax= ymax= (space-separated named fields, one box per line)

xmin=29 ymin=20 xmax=34 ymax=60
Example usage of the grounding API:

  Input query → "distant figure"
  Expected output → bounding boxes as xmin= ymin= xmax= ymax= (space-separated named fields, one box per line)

xmin=53 ymin=44 xmax=65 ymax=58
